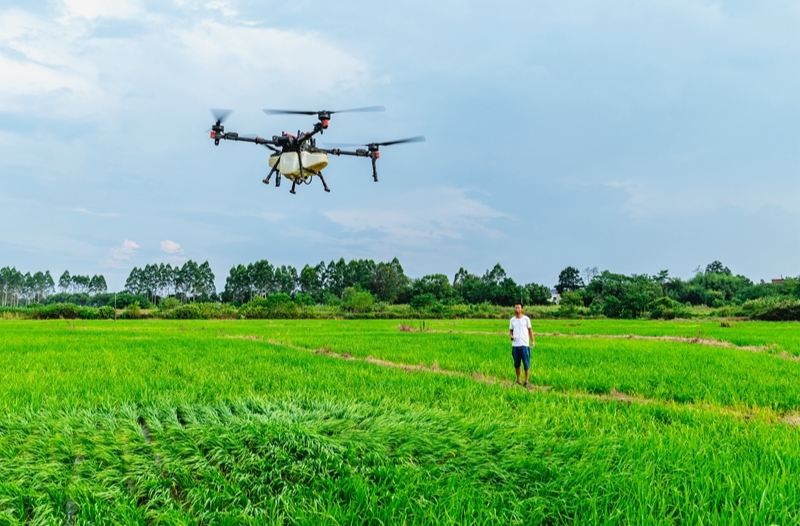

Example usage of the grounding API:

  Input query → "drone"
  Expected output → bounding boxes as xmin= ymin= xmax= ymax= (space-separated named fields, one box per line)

xmin=208 ymin=106 xmax=425 ymax=194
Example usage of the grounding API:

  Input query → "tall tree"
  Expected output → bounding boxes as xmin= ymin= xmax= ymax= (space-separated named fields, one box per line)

xmin=371 ymin=258 xmax=408 ymax=303
xmin=556 ymin=266 xmax=585 ymax=294
xmin=58 ymin=271 xmax=71 ymax=294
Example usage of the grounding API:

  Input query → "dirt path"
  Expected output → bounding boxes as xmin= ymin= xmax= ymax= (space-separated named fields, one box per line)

xmin=244 ymin=334 xmax=800 ymax=428
xmin=403 ymin=328 xmax=800 ymax=360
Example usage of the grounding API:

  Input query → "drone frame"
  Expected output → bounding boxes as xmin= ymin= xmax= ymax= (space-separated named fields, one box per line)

xmin=209 ymin=108 xmax=424 ymax=194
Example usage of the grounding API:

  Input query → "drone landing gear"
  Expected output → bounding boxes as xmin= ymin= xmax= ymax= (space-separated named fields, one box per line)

xmin=318 ymin=172 xmax=331 ymax=192
xmin=275 ymin=173 xmax=281 ymax=187
xmin=263 ymin=166 xmax=278 ymax=185
xmin=290 ymin=180 xmax=297 ymax=194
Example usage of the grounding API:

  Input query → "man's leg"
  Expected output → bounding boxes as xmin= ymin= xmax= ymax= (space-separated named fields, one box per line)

xmin=515 ymin=367 xmax=521 ymax=383
xmin=523 ymin=347 xmax=531 ymax=386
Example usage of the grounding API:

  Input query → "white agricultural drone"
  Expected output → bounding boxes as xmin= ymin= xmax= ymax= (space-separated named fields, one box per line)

xmin=208 ymin=107 xmax=425 ymax=194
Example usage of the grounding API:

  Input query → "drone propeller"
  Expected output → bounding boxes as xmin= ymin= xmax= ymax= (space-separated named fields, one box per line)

xmin=367 ymin=136 xmax=426 ymax=147
xmin=210 ymin=108 xmax=233 ymax=123
xmin=323 ymin=136 xmax=427 ymax=148
xmin=263 ymin=106 xmax=385 ymax=116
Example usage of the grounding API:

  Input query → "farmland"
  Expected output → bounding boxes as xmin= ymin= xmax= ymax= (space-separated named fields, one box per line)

xmin=1 ymin=319 xmax=799 ymax=524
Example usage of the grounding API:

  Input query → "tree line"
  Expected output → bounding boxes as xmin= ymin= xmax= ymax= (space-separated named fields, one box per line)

xmin=124 ymin=261 xmax=216 ymax=305
xmin=1 ymin=268 xmax=106 ymax=307
xmin=555 ymin=261 xmax=800 ymax=318
xmin=6 ymin=258 xmax=799 ymax=320
xmin=221 ymin=258 xmax=551 ymax=308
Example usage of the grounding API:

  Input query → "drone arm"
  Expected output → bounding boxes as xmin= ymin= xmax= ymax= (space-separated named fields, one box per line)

xmin=211 ymin=131 xmax=279 ymax=147
xmin=297 ymin=122 xmax=326 ymax=145
xmin=315 ymin=148 xmax=370 ymax=158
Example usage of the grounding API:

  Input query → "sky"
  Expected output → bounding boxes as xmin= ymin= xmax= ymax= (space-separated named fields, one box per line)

xmin=1 ymin=0 xmax=799 ymax=291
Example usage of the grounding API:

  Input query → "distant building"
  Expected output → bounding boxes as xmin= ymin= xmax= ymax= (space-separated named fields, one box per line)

xmin=772 ymin=278 xmax=784 ymax=284
xmin=548 ymin=288 xmax=561 ymax=304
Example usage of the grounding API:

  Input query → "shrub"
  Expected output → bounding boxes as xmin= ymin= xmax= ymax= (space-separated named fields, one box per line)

xmin=159 ymin=302 xmax=239 ymax=320
xmin=77 ymin=307 xmax=99 ymax=320
xmin=30 ymin=303 xmax=81 ymax=320
xmin=648 ymin=297 xmax=677 ymax=320
xmin=295 ymin=293 xmax=315 ymax=307
xmin=239 ymin=294 xmax=299 ymax=319
xmin=749 ymin=299 xmax=800 ymax=321
xmin=322 ymin=292 xmax=342 ymax=306
xmin=124 ymin=301 xmax=142 ymax=320
xmin=97 ymin=306 xmax=116 ymax=320
xmin=558 ymin=291 xmax=583 ymax=317
xmin=162 ymin=304 xmax=205 ymax=319
xmin=342 ymin=288 xmax=374 ymax=313
xmin=158 ymin=297 xmax=182 ymax=311
xmin=410 ymin=293 xmax=438 ymax=311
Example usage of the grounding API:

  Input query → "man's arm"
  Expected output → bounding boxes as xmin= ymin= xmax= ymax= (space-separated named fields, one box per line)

xmin=526 ymin=318 xmax=534 ymax=346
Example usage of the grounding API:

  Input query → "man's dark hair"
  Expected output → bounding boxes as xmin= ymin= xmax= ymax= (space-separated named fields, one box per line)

xmin=514 ymin=302 xmax=523 ymax=307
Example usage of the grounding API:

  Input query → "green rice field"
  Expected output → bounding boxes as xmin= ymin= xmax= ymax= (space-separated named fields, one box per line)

xmin=1 ymin=318 xmax=799 ymax=524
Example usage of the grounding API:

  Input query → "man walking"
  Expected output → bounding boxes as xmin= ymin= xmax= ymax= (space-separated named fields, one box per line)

xmin=509 ymin=302 xmax=535 ymax=386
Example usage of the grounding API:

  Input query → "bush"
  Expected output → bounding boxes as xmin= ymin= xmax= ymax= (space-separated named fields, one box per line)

xmin=342 ymin=288 xmax=374 ymax=313
xmin=322 ymin=292 xmax=342 ymax=306
xmin=748 ymin=299 xmax=800 ymax=321
xmin=124 ymin=301 xmax=142 ymax=320
xmin=97 ymin=306 xmax=116 ymax=320
xmin=558 ymin=291 xmax=583 ymax=317
xmin=158 ymin=302 xmax=239 ymax=320
xmin=30 ymin=303 xmax=82 ymax=320
xmin=295 ymin=293 xmax=315 ymax=307
xmin=162 ymin=303 xmax=205 ymax=319
xmin=648 ymin=297 xmax=677 ymax=320
xmin=158 ymin=297 xmax=182 ymax=311
xmin=239 ymin=294 xmax=299 ymax=319
xmin=410 ymin=293 xmax=438 ymax=311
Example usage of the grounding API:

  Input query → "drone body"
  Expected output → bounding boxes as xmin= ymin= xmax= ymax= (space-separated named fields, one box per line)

xmin=208 ymin=107 xmax=424 ymax=194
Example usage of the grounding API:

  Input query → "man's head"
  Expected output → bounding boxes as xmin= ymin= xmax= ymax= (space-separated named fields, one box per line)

xmin=514 ymin=303 xmax=523 ymax=316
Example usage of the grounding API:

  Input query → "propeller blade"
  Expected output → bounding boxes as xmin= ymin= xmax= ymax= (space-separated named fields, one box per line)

xmin=323 ymin=136 xmax=427 ymax=148
xmin=263 ymin=106 xmax=385 ymax=116
xmin=372 ymin=136 xmax=426 ymax=146
xmin=331 ymin=105 xmax=385 ymax=114
xmin=210 ymin=108 xmax=233 ymax=122
xmin=263 ymin=109 xmax=318 ymax=115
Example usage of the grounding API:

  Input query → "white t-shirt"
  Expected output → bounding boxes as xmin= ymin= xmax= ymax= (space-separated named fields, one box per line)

xmin=509 ymin=315 xmax=532 ymax=347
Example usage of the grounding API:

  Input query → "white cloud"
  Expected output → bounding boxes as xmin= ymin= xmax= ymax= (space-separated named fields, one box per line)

xmin=160 ymin=239 xmax=184 ymax=255
xmin=204 ymin=1 xmax=237 ymax=17
xmin=60 ymin=0 xmax=141 ymax=20
xmin=324 ymin=187 xmax=507 ymax=246
xmin=71 ymin=207 xmax=119 ymax=217
xmin=107 ymin=239 xmax=139 ymax=267
xmin=0 ymin=7 xmax=370 ymax=119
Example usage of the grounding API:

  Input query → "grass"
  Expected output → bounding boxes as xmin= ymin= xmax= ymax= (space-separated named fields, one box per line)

xmin=425 ymin=318 xmax=800 ymax=355
xmin=0 ymin=320 xmax=799 ymax=524
xmin=228 ymin=319 xmax=800 ymax=411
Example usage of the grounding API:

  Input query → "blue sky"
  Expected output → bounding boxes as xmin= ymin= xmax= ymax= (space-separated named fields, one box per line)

xmin=2 ymin=0 xmax=799 ymax=290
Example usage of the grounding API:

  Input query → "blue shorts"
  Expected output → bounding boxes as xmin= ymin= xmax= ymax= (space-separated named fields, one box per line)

xmin=512 ymin=346 xmax=531 ymax=370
